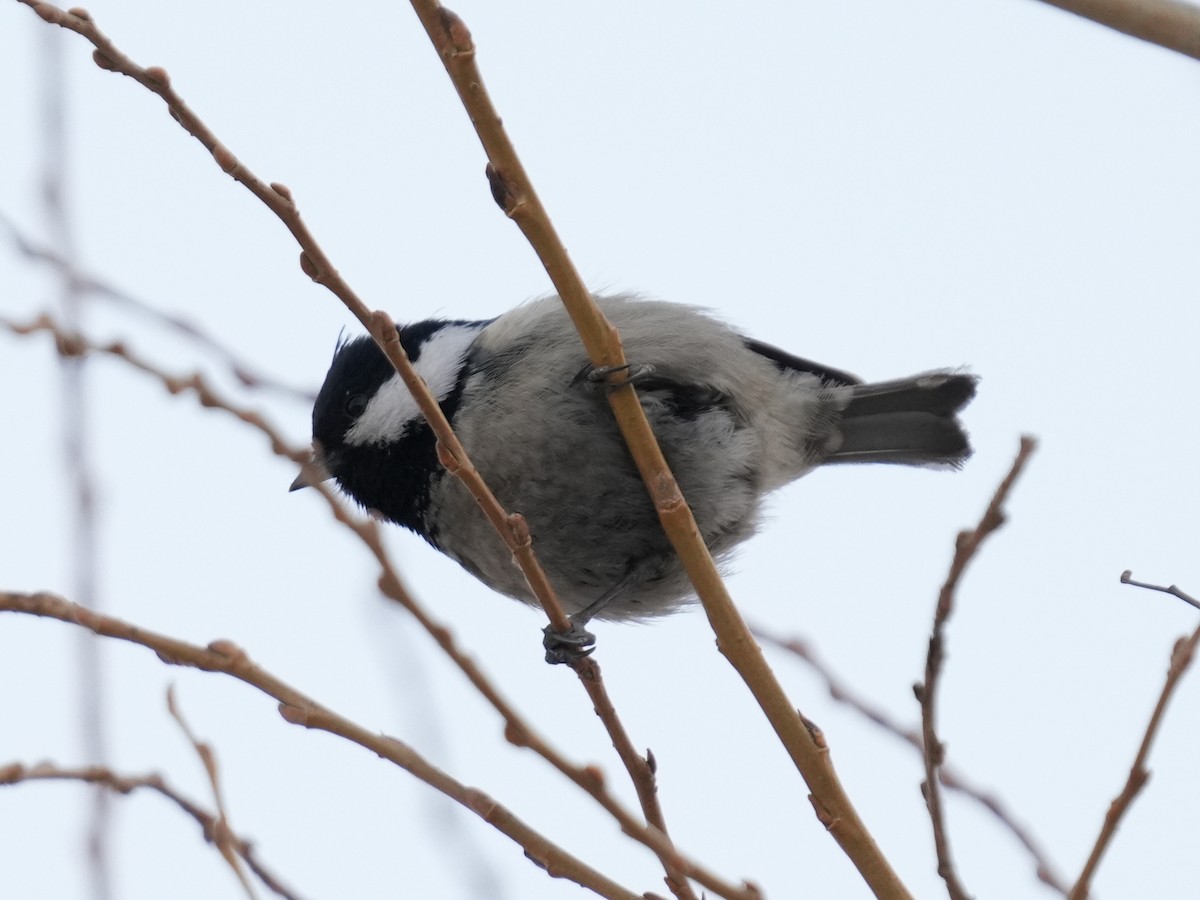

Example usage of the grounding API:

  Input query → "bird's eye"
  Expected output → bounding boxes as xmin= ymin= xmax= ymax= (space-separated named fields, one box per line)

xmin=345 ymin=394 xmax=369 ymax=418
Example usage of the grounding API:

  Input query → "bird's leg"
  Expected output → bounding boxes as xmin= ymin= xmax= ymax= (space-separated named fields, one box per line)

xmin=542 ymin=558 xmax=659 ymax=665
xmin=542 ymin=584 xmax=619 ymax=665
xmin=570 ymin=361 xmax=657 ymax=391
xmin=541 ymin=620 xmax=597 ymax=665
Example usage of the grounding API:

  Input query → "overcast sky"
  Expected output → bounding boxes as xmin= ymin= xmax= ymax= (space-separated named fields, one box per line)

xmin=3 ymin=1 xmax=1200 ymax=898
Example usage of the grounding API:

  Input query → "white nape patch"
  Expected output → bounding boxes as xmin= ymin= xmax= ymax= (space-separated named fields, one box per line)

xmin=345 ymin=323 xmax=481 ymax=447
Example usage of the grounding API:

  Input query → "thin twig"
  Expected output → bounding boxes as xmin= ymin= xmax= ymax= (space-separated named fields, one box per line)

xmin=1067 ymin=575 xmax=1200 ymax=899
xmin=1032 ymin=0 xmax=1200 ymax=61
xmin=917 ymin=436 xmax=1037 ymax=900
xmin=0 ymin=209 xmax=316 ymax=402
xmin=1120 ymin=570 xmax=1200 ymax=610
xmin=409 ymin=5 xmax=909 ymax=896
xmin=0 ymin=591 xmax=643 ymax=900
xmin=0 ymin=760 xmax=306 ymax=900
xmin=755 ymin=625 xmax=1071 ymax=895
xmin=571 ymin=657 xmax=697 ymax=900
xmin=166 ymin=687 xmax=259 ymax=900
xmin=2 ymin=313 xmax=756 ymax=900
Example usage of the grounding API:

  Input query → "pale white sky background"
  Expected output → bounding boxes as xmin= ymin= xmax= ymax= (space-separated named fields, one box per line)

xmin=2 ymin=1 xmax=1199 ymax=898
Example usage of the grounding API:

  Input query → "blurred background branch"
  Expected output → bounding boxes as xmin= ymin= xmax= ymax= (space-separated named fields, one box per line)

xmin=36 ymin=20 xmax=111 ymax=900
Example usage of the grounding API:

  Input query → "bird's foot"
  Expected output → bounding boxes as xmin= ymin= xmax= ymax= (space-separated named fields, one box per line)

xmin=542 ymin=621 xmax=597 ymax=665
xmin=571 ymin=362 xmax=656 ymax=391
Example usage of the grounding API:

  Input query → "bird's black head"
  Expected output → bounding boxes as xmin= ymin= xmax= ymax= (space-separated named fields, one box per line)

xmin=306 ymin=318 xmax=488 ymax=534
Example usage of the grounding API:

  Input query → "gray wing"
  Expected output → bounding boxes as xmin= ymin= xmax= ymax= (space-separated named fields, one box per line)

xmin=743 ymin=337 xmax=861 ymax=387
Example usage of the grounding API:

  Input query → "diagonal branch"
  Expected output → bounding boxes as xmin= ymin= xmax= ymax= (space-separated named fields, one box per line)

xmin=1067 ymin=575 xmax=1200 ymax=899
xmin=917 ymin=436 xmax=1037 ymax=900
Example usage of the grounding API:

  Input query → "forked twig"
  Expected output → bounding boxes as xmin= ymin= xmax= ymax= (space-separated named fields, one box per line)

xmin=917 ymin=436 xmax=1037 ymax=900
xmin=755 ymin=625 xmax=1071 ymax=895
xmin=0 ymin=761 xmax=305 ymax=900
xmin=1067 ymin=574 xmax=1200 ymax=899
xmin=166 ymin=687 xmax=258 ymax=900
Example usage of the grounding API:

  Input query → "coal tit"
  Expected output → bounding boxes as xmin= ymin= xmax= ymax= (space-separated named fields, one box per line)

xmin=295 ymin=294 xmax=976 ymax=647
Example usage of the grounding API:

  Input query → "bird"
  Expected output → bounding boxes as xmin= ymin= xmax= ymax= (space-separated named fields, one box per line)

xmin=293 ymin=293 xmax=976 ymax=661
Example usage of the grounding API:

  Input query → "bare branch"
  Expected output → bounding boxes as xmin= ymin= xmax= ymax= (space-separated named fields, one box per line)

xmin=1068 ymin=576 xmax=1200 ymax=899
xmin=0 ymin=761 xmax=306 ymax=900
xmin=1032 ymin=0 xmax=1200 ymax=61
xmin=569 ymin=659 xmax=701 ymax=900
xmin=755 ymin=625 xmax=1071 ymax=895
xmin=917 ymin=436 xmax=1037 ymax=900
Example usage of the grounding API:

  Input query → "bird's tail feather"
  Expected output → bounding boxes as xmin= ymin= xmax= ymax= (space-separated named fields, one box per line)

xmin=825 ymin=372 xmax=977 ymax=468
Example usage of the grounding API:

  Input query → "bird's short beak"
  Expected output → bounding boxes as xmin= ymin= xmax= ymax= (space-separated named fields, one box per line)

xmin=289 ymin=444 xmax=333 ymax=492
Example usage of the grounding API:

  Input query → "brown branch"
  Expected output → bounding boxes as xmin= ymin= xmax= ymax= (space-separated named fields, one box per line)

xmin=0 ymin=760 xmax=306 ymax=900
xmin=916 ymin=436 xmax=1037 ymax=900
xmin=2 ymin=313 xmax=755 ymax=900
xmin=408 ymin=5 xmax=911 ymax=897
xmin=0 ymin=591 xmax=644 ymax=900
xmin=754 ymin=625 xmax=1071 ymax=895
xmin=1032 ymin=0 xmax=1200 ymax=61
xmin=1067 ymin=576 xmax=1200 ymax=899
xmin=570 ymin=658 xmax=697 ymax=900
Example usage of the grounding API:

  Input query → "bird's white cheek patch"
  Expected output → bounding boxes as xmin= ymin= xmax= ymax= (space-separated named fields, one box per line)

xmin=346 ymin=374 xmax=417 ymax=446
xmin=344 ymin=323 xmax=481 ymax=447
